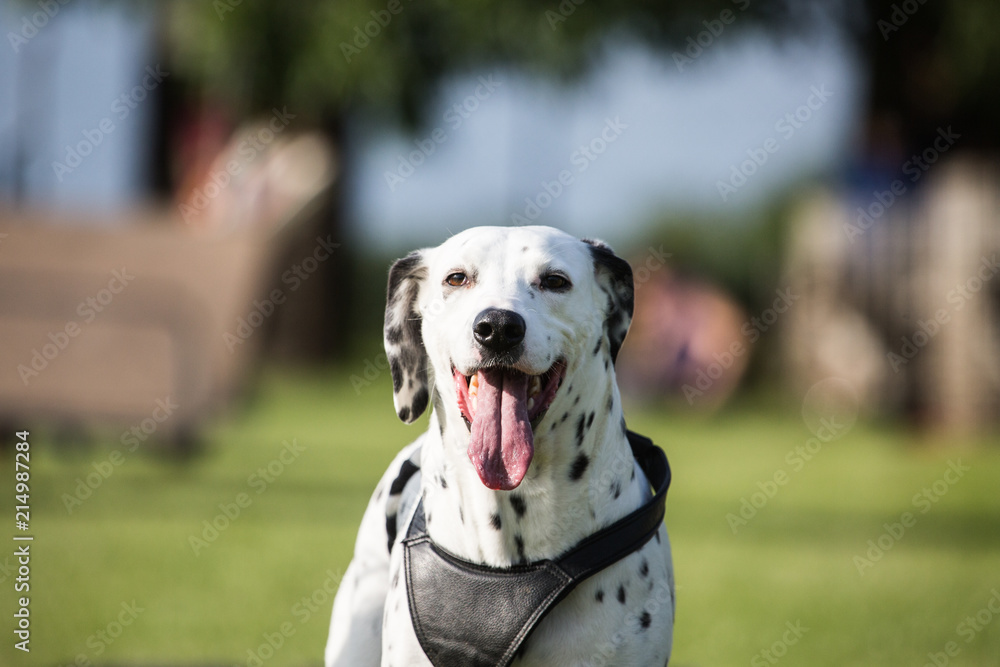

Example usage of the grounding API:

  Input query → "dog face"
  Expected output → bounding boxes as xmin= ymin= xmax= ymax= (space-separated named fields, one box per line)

xmin=384 ymin=226 xmax=633 ymax=490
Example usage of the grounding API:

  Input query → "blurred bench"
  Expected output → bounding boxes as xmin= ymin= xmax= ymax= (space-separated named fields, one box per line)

xmin=0 ymin=131 xmax=335 ymax=449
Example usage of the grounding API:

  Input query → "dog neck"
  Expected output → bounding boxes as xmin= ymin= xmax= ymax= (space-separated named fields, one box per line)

xmin=419 ymin=358 xmax=647 ymax=568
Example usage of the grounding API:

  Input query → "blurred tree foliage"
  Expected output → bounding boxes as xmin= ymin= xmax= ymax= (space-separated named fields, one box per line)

xmin=167 ymin=0 xmax=802 ymax=125
xmin=167 ymin=0 xmax=1000 ymax=151
xmin=858 ymin=0 xmax=1000 ymax=155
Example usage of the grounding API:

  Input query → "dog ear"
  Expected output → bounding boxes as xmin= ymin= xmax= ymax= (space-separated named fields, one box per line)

xmin=583 ymin=239 xmax=634 ymax=363
xmin=384 ymin=250 xmax=430 ymax=423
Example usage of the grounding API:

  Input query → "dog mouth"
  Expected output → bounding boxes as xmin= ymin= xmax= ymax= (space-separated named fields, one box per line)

xmin=453 ymin=360 xmax=566 ymax=491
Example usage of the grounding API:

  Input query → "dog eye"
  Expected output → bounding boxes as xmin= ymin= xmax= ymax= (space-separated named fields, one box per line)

xmin=540 ymin=274 xmax=570 ymax=291
xmin=445 ymin=272 xmax=468 ymax=287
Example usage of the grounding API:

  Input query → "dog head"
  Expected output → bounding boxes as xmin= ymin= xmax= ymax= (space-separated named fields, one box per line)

xmin=384 ymin=226 xmax=633 ymax=490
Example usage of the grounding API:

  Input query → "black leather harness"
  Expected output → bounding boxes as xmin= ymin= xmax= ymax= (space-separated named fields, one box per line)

xmin=395 ymin=431 xmax=671 ymax=667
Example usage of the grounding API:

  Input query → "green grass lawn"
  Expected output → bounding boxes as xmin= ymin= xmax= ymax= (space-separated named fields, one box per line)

xmin=4 ymin=367 xmax=1000 ymax=666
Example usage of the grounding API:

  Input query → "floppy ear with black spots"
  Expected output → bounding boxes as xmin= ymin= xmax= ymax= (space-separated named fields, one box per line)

xmin=583 ymin=238 xmax=635 ymax=363
xmin=384 ymin=250 xmax=430 ymax=423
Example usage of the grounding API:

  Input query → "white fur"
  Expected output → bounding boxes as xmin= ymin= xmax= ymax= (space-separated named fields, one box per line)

xmin=326 ymin=226 xmax=674 ymax=667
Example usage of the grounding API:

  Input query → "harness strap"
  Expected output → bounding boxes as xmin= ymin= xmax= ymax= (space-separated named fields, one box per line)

xmin=401 ymin=430 xmax=671 ymax=667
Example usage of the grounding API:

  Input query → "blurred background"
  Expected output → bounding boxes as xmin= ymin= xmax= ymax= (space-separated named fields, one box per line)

xmin=1 ymin=0 xmax=999 ymax=665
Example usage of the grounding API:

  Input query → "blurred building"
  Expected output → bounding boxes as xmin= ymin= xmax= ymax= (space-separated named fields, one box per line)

xmin=0 ymin=3 xmax=339 ymax=444
xmin=0 ymin=2 xmax=159 ymax=211
xmin=783 ymin=157 xmax=1000 ymax=432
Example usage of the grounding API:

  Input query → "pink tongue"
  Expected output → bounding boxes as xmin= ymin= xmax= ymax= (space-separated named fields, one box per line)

xmin=468 ymin=369 xmax=534 ymax=490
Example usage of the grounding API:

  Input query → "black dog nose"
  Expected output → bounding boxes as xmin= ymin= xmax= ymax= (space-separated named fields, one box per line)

xmin=473 ymin=308 xmax=526 ymax=352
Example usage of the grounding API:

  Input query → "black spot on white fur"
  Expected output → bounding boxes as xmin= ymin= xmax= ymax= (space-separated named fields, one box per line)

xmin=596 ymin=589 xmax=604 ymax=602
xmin=385 ymin=325 xmax=403 ymax=345
xmin=640 ymin=559 xmax=649 ymax=577
xmin=390 ymin=357 xmax=404 ymax=393
xmin=640 ymin=611 xmax=651 ymax=629
xmin=389 ymin=460 xmax=419 ymax=495
xmin=490 ymin=513 xmax=502 ymax=530
xmin=510 ymin=494 xmax=527 ymax=519
xmin=411 ymin=388 xmax=429 ymax=420
xmin=617 ymin=585 xmax=626 ymax=604
xmin=570 ymin=453 xmax=589 ymax=481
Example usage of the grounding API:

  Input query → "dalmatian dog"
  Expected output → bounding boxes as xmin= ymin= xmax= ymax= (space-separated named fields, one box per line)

xmin=325 ymin=225 xmax=674 ymax=667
